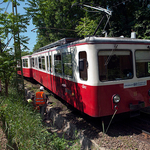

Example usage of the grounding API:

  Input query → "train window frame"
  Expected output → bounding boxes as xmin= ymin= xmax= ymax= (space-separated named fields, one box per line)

xmin=62 ymin=52 xmax=73 ymax=78
xmin=35 ymin=57 xmax=38 ymax=68
xmin=22 ymin=59 xmax=28 ymax=68
xmin=46 ymin=55 xmax=51 ymax=72
xmin=41 ymin=56 xmax=45 ymax=70
xmin=38 ymin=56 xmax=45 ymax=70
xmin=79 ymin=51 xmax=88 ymax=81
xmin=135 ymin=49 xmax=150 ymax=78
xmin=31 ymin=58 xmax=34 ymax=68
xmin=98 ymin=49 xmax=133 ymax=82
xmin=49 ymin=55 xmax=51 ymax=72
xmin=54 ymin=54 xmax=62 ymax=75
xmin=38 ymin=57 xmax=41 ymax=69
xmin=46 ymin=56 xmax=49 ymax=72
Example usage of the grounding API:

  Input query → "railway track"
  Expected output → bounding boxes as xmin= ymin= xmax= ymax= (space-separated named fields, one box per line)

xmin=132 ymin=112 xmax=150 ymax=140
xmin=118 ymin=111 xmax=150 ymax=141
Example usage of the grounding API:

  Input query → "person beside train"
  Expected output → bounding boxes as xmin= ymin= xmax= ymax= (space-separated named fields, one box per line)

xmin=35 ymin=86 xmax=47 ymax=120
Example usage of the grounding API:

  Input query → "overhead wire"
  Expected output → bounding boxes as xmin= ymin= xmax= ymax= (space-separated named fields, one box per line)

xmin=4 ymin=1 xmax=11 ymax=13
xmin=111 ymin=0 xmax=131 ymax=8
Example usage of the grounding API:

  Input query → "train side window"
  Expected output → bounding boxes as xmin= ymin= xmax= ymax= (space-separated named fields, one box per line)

xmin=26 ymin=59 xmax=28 ymax=67
xmin=62 ymin=52 xmax=73 ymax=78
xmin=46 ymin=55 xmax=51 ymax=72
xmin=22 ymin=59 xmax=24 ymax=67
xmin=41 ymin=56 xmax=45 ymax=70
xmin=22 ymin=59 xmax=28 ymax=67
xmin=79 ymin=51 xmax=88 ymax=81
xmin=136 ymin=50 xmax=150 ymax=78
xmin=35 ymin=57 xmax=38 ymax=68
xmin=39 ymin=57 xmax=41 ymax=69
xmin=38 ymin=56 xmax=45 ymax=70
xmin=31 ymin=58 xmax=34 ymax=67
xmin=46 ymin=56 xmax=49 ymax=71
xmin=54 ymin=54 xmax=62 ymax=75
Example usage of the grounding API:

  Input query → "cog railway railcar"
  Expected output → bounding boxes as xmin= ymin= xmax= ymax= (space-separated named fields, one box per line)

xmin=19 ymin=34 xmax=150 ymax=117
xmin=18 ymin=55 xmax=33 ymax=78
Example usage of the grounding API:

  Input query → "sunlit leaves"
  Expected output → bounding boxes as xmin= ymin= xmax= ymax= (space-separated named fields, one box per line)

xmin=0 ymin=0 xmax=29 ymax=51
xmin=75 ymin=17 xmax=98 ymax=37
xmin=0 ymin=50 xmax=16 ymax=87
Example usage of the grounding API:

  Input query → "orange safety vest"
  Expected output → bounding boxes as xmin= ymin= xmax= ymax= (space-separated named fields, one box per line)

xmin=35 ymin=91 xmax=46 ymax=105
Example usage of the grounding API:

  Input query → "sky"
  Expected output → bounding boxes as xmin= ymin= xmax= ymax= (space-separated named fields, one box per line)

xmin=0 ymin=0 xmax=37 ymax=52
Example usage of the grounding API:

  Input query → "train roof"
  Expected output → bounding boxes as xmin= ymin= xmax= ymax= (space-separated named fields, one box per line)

xmin=33 ymin=35 xmax=150 ymax=53
xmin=83 ymin=36 xmax=150 ymax=44
xmin=22 ymin=55 xmax=31 ymax=58
xmin=33 ymin=38 xmax=78 ymax=53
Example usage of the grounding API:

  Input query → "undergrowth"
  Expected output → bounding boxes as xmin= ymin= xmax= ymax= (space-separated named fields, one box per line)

xmin=0 ymin=87 xmax=72 ymax=150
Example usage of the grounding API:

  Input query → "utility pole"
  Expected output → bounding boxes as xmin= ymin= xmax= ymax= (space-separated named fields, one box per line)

xmin=0 ymin=39 xmax=2 ymax=53
xmin=12 ymin=0 xmax=25 ymax=96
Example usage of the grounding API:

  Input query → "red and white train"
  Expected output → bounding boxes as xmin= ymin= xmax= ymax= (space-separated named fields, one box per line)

xmin=18 ymin=33 xmax=150 ymax=117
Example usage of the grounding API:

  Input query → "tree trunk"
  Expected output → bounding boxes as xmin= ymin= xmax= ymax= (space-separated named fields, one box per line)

xmin=3 ymin=72 xmax=8 ymax=96
xmin=5 ymin=78 xmax=8 ymax=97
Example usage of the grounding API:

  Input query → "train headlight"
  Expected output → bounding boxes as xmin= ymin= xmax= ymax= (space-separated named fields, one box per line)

xmin=113 ymin=94 xmax=120 ymax=103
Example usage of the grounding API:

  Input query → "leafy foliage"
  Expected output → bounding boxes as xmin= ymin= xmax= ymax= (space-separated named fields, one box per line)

xmin=134 ymin=3 xmax=150 ymax=39
xmin=25 ymin=0 xmax=87 ymax=51
xmin=0 ymin=3 xmax=30 ymax=51
xmin=1 ymin=0 xmax=150 ymax=53
xmin=0 ymin=50 xmax=16 ymax=96
xmin=106 ymin=0 xmax=150 ymax=38
xmin=24 ymin=0 xmax=150 ymax=52
xmin=0 ymin=87 xmax=75 ymax=150
xmin=75 ymin=17 xmax=98 ymax=37
xmin=0 ymin=0 xmax=31 ymax=95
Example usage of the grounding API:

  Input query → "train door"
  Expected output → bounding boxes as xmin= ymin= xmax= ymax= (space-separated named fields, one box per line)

xmin=36 ymin=55 xmax=40 ymax=83
xmin=46 ymin=54 xmax=49 ymax=88
xmin=48 ymin=51 xmax=53 ymax=92
xmin=77 ymin=51 xmax=88 ymax=111
xmin=34 ymin=57 xmax=38 ymax=80
xmin=62 ymin=51 xmax=74 ymax=101
xmin=29 ymin=57 xmax=32 ymax=77
xmin=54 ymin=52 xmax=62 ymax=96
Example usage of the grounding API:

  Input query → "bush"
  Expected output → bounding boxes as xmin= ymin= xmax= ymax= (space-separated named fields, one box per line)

xmin=0 ymin=87 xmax=70 ymax=150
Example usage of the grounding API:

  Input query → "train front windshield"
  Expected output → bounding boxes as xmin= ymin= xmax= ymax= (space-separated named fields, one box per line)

xmin=98 ymin=50 xmax=133 ymax=81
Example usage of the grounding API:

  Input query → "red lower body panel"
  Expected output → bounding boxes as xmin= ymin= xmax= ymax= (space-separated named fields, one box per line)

xmin=30 ymin=69 xmax=150 ymax=117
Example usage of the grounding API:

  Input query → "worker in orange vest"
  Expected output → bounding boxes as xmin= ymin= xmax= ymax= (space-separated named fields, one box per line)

xmin=35 ymin=86 xmax=47 ymax=120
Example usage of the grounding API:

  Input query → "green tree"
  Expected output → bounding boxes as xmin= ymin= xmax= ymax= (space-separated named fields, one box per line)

xmin=106 ymin=0 xmax=150 ymax=38
xmin=26 ymin=0 xmax=87 ymax=51
xmin=25 ymin=0 xmax=150 ymax=51
xmin=0 ymin=50 xmax=16 ymax=96
xmin=133 ymin=1 xmax=150 ymax=39
xmin=0 ymin=0 xmax=30 ymax=95
xmin=75 ymin=17 xmax=98 ymax=37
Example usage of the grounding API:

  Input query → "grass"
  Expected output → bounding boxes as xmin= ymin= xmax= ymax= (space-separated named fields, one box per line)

xmin=0 ymin=126 xmax=2 ymax=150
xmin=0 ymin=86 xmax=76 ymax=150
